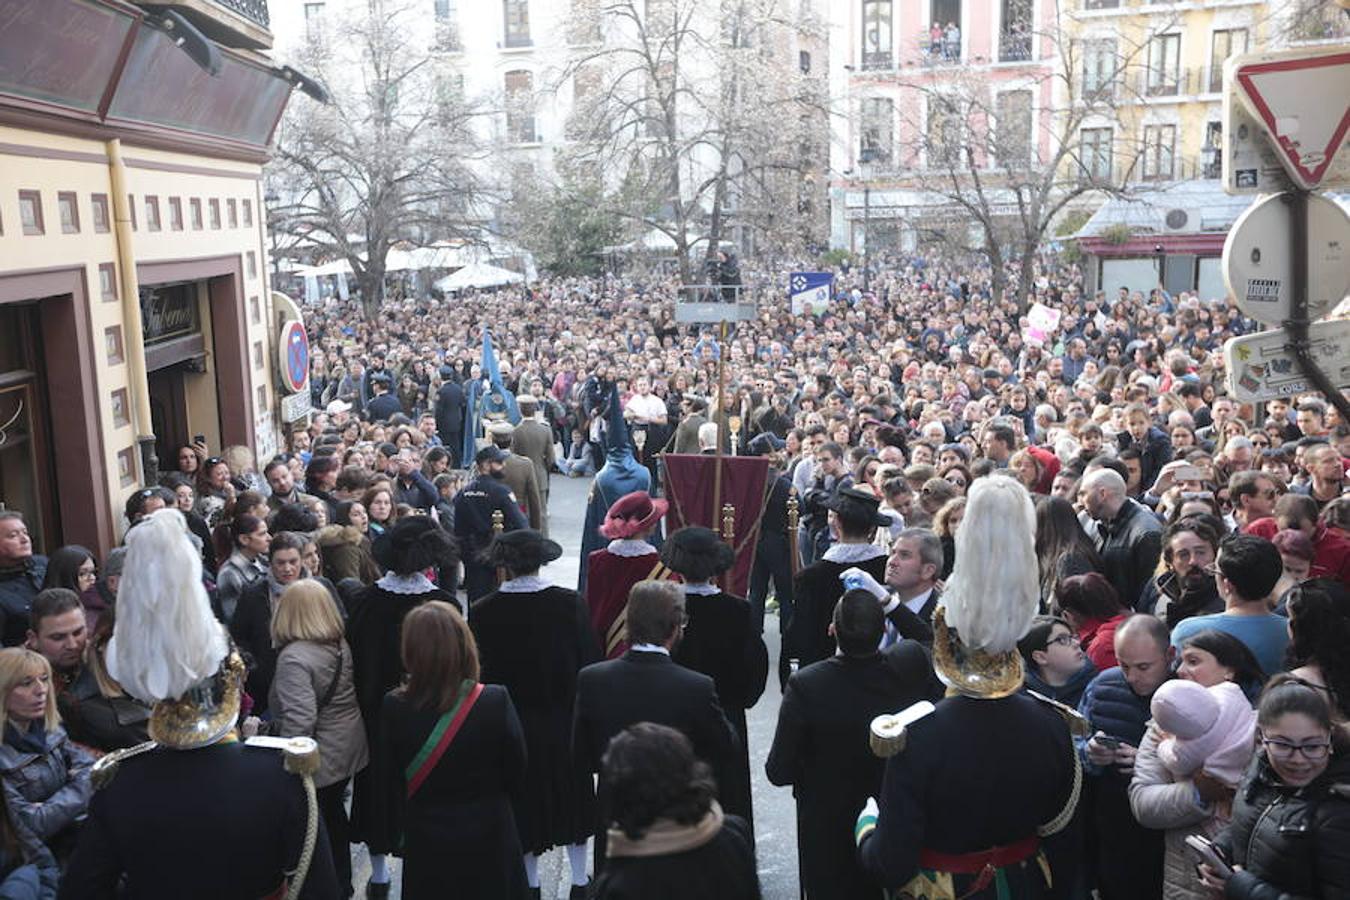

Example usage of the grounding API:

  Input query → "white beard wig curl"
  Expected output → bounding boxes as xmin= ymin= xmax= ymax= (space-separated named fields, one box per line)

xmin=942 ymin=474 xmax=1039 ymax=654
xmin=107 ymin=508 xmax=229 ymax=703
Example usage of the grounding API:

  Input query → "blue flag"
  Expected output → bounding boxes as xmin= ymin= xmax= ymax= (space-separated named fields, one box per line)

xmin=789 ymin=272 xmax=833 ymax=315
xmin=461 ymin=328 xmax=522 ymax=467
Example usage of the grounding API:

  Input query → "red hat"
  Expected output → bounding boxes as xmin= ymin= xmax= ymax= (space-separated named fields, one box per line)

xmin=600 ymin=491 xmax=669 ymax=540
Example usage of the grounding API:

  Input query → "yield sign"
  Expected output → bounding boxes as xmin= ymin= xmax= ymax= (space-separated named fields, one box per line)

xmin=1233 ymin=49 xmax=1350 ymax=190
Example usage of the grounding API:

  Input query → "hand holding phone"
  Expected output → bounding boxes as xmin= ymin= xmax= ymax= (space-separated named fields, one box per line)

xmin=1185 ymin=834 xmax=1232 ymax=878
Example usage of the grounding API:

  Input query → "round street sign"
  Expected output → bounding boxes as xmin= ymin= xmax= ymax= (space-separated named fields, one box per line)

xmin=279 ymin=320 xmax=310 ymax=394
xmin=1223 ymin=192 xmax=1350 ymax=324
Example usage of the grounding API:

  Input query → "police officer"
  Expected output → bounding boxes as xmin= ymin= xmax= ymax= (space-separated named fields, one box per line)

xmin=454 ymin=445 xmax=528 ymax=603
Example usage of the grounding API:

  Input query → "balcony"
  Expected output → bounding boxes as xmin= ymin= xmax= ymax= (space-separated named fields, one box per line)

xmin=999 ymin=29 xmax=1033 ymax=62
xmin=1134 ymin=65 xmax=1204 ymax=100
xmin=139 ymin=0 xmax=272 ymax=50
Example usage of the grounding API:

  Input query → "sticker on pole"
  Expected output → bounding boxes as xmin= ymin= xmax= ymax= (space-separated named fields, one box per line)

xmin=1222 ymin=192 xmax=1350 ymax=324
xmin=1223 ymin=319 xmax=1350 ymax=403
xmin=1228 ymin=49 xmax=1350 ymax=190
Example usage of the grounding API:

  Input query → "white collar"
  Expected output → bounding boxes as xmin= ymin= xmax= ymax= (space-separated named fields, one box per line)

xmin=683 ymin=582 xmax=721 ymax=596
xmin=607 ymin=539 xmax=657 ymax=558
xmin=498 ymin=574 xmax=552 ymax=593
xmin=823 ymin=543 xmax=887 ymax=564
xmin=376 ymin=571 xmax=437 ymax=595
xmin=903 ymin=587 xmax=936 ymax=615
xmin=630 ymin=643 xmax=670 ymax=656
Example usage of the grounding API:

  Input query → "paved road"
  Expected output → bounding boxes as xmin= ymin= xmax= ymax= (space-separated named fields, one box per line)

xmin=352 ymin=471 xmax=799 ymax=898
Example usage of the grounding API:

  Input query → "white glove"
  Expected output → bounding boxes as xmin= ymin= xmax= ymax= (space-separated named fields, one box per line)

xmin=840 ymin=566 xmax=887 ymax=601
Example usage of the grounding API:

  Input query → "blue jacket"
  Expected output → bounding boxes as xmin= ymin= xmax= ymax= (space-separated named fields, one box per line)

xmin=0 ymin=558 xmax=47 ymax=648
xmin=1076 ymin=666 xmax=1159 ymax=773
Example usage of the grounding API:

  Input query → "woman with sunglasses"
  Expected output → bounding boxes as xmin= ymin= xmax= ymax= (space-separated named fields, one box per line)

xmin=1200 ymin=677 xmax=1350 ymax=899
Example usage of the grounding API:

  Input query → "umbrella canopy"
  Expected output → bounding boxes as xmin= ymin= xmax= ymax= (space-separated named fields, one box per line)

xmin=434 ymin=262 xmax=525 ymax=292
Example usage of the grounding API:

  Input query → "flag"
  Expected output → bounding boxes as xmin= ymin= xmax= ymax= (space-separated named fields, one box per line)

xmin=789 ymin=272 xmax=833 ymax=315
xmin=662 ymin=453 xmax=770 ymax=597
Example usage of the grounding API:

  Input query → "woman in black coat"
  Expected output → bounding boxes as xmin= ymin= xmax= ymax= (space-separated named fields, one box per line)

xmin=471 ymin=531 xmax=599 ymax=899
xmin=593 ymin=722 xmax=760 ymax=900
xmin=370 ymin=601 xmax=528 ymax=900
xmin=1202 ymin=677 xmax=1350 ymax=899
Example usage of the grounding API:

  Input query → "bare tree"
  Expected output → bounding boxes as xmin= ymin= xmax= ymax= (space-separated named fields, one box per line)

xmin=267 ymin=0 xmax=489 ymax=318
xmin=866 ymin=5 xmax=1179 ymax=309
xmin=553 ymin=0 xmax=827 ymax=283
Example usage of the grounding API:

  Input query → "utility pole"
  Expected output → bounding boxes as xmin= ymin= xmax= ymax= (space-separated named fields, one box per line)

xmin=862 ymin=186 xmax=871 ymax=292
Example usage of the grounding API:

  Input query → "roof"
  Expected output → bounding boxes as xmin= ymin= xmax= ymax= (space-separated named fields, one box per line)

xmin=1073 ymin=181 xmax=1256 ymax=239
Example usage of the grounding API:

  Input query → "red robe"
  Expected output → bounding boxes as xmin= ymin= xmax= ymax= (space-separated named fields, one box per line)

xmin=584 ymin=548 xmax=672 ymax=658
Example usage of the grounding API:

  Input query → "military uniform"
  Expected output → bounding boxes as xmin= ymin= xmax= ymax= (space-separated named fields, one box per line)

xmin=453 ymin=473 xmax=528 ymax=602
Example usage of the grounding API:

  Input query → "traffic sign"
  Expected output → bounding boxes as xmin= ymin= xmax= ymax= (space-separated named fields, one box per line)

xmin=1228 ymin=48 xmax=1350 ymax=190
xmin=1222 ymin=192 xmax=1350 ymax=324
xmin=1223 ymin=319 xmax=1350 ymax=403
xmin=278 ymin=320 xmax=309 ymax=394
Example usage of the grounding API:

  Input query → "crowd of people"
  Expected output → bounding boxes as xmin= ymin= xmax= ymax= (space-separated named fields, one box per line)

xmin=0 ymin=249 xmax=1346 ymax=899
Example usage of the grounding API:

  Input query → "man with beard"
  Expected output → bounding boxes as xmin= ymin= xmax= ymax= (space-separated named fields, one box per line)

xmin=26 ymin=588 xmax=96 ymax=734
xmin=454 ymin=445 xmax=528 ymax=602
xmin=1138 ymin=518 xmax=1224 ymax=626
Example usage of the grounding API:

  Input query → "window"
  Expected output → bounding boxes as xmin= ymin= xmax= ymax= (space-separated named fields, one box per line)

xmin=18 ymin=191 xmax=43 ymax=235
xmin=800 ymin=50 xmax=812 ymax=73
xmin=1209 ymin=28 xmax=1247 ymax=93
xmin=57 ymin=192 xmax=79 ymax=233
xmin=227 ymin=199 xmax=238 ymax=228
xmin=242 ymin=199 xmax=253 ymax=227
xmin=504 ymin=0 xmax=531 ymax=47
xmin=859 ymin=97 xmax=894 ymax=165
xmin=127 ymin=194 xmax=136 ymax=230
xmin=209 ymin=199 xmax=221 ymax=229
xmin=1147 ymin=33 xmax=1181 ymax=96
xmin=1000 ymin=0 xmax=1033 ymax=61
xmin=434 ymin=0 xmax=461 ymax=50
xmin=99 ymin=263 xmax=118 ymax=302
xmin=861 ymin=0 xmax=893 ymax=70
xmin=1203 ymin=120 xmax=1223 ymax=178
xmin=250 ymin=296 xmax=261 ymax=324
xmin=104 ymin=326 xmax=124 ymax=365
xmin=568 ymin=0 xmax=602 ymax=45
xmin=995 ymin=90 xmax=1033 ymax=167
xmin=91 ymin=194 xmax=110 ymax=233
xmin=504 ymin=70 xmax=536 ymax=143
xmin=1081 ymin=39 xmax=1118 ymax=98
xmin=1082 ymin=0 xmax=1118 ymax=8
xmin=1141 ymin=123 xmax=1176 ymax=180
xmin=928 ymin=98 xmax=963 ymax=167
xmin=169 ymin=197 xmax=184 ymax=231
xmin=247 ymin=251 xmax=258 ymax=278
xmin=303 ymin=2 xmax=324 ymax=40
xmin=190 ymin=198 xmax=202 ymax=230
xmin=1080 ymin=127 xmax=1113 ymax=181
xmin=145 ymin=195 xmax=161 ymax=231
xmin=567 ymin=65 xmax=600 ymax=140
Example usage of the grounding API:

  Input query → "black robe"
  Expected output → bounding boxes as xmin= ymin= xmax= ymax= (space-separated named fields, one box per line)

xmin=592 ymin=814 xmax=761 ymax=900
xmin=672 ymin=588 xmax=768 ymax=833
xmin=471 ymin=584 xmax=600 ymax=853
xmin=766 ymin=644 xmax=943 ymax=900
xmin=369 ymin=688 xmax=528 ymax=900
xmin=346 ymin=582 xmax=459 ymax=845
xmin=787 ymin=553 xmax=888 ymax=669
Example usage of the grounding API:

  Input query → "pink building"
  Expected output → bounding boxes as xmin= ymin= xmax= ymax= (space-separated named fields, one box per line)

xmin=829 ymin=0 xmax=1061 ymax=251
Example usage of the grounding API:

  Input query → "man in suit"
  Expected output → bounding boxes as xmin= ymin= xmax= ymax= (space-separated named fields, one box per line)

xmin=490 ymin=422 xmax=545 ymax=532
xmin=511 ymin=396 xmax=556 ymax=527
xmin=434 ymin=366 xmax=465 ymax=467
xmin=572 ymin=579 xmax=738 ymax=872
xmin=767 ymin=590 xmax=942 ymax=900
xmin=672 ymin=396 xmax=709 ymax=454
xmin=880 ymin=528 xmax=944 ymax=644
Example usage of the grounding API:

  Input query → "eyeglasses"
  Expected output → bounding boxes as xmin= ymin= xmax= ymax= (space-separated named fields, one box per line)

xmin=1046 ymin=634 xmax=1078 ymax=648
xmin=203 ymin=456 xmax=225 ymax=467
xmin=1261 ymin=736 xmax=1332 ymax=761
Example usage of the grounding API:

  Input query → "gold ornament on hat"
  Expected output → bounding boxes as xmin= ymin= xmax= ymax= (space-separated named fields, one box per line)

xmin=930 ymin=606 xmax=1025 ymax=700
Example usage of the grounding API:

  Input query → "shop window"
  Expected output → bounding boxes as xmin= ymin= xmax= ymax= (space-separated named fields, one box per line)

xmin=18 ymin=191 xmax=43 ymax=235
xmin=99 ymin=263 xmax=118 ymax=302
xmin=58 ymin=192 xmax=80 ymax=234
xmin=105 ymin=326 xmax=125 ymax=366
xmin=169 ymin=197 xmax=184 ymax=231
xmin=209 ymin=199 xmax=221 ymax=229
xmin=91 ymin=194 xmax=110 ymax=233
xmin=190 ymin=198 xmax=203 ymax=230
xmin=145 ymin=196 xmax=161 ymax=231
xmin=110 ymin=389 xmax=130 ymax=429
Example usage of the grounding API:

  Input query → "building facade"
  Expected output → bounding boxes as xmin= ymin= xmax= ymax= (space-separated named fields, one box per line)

xmin=0 ymin=0 xmax=301 ymax=556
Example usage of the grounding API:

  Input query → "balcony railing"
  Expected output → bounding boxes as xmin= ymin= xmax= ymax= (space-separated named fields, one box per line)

xmin=999 ymin=31 xmax=1033 ymax=62
xmin=152 ymin=0 xmax=272 ymax=49
xmin=1135 ymin=65 xmax=1203 ymax=99
xmin=214 ymin=0 xmax=268 ymax=27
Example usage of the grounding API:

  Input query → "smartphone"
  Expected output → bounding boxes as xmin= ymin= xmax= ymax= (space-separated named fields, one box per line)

xmin=1173 ymin=464 xmax=1204 ymax=482
xmin=1094 ymin=734 xmax=1121 ymax=750
xmin=1184 ymin=835 xmax=1232 ymax=877
xmin=194 ymin=434 xmax=206 ymax=446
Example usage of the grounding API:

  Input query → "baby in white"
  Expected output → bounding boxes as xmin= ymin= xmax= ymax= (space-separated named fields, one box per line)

xmin=1150 ymin=679 xmax=1257 ymax=786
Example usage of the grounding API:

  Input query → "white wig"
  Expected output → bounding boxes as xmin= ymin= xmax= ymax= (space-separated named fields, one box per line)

xmin=107 ymin=508 xmax=228 ymax=703
xmin=941 ymin=475 xmax=1039 ymax=653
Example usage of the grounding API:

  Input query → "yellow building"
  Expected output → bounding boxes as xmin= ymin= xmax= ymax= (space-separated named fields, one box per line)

xmin=0 ymin=0 xmax=304 ymax=557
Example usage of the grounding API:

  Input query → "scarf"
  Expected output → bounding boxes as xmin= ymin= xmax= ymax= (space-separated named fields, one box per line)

xmin=607 ymin=801 xmax=725 ymax=859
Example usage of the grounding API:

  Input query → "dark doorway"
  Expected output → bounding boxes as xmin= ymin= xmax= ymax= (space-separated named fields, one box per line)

xmin=931 ymin=0 xmax=962 ymax=61
xmin=0 ymin=305 xmax=58 ymax=553
xmin=148 ymin=365 xmax=191 ymax=472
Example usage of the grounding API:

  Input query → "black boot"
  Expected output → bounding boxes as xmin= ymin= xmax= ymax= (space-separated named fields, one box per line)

xmin=569 ymin=884 xmax=590 ymax=900
xmin=365 ymin=881 xmax=390 ymax=900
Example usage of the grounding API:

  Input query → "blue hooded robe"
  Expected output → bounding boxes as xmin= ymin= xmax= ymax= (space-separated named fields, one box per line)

xmin=461 ymin=328 xmax=521 ymax=467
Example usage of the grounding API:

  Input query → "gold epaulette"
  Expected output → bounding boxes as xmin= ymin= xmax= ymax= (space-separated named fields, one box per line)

xmin=90 ymin=740 xmax=158 ymax=791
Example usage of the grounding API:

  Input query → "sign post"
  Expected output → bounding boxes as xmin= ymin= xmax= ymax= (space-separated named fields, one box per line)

xmin=1219 ymin=46 xmax=1350 ymax=421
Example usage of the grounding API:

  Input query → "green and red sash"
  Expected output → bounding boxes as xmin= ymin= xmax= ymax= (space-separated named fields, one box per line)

xmin=404 ymin=679 xmax=483 ymax=799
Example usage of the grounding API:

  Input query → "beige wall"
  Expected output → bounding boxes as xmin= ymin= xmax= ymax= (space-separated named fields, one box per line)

xmin=0 ymin=126 xmax=278 ymax=535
